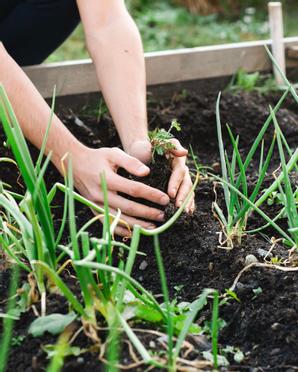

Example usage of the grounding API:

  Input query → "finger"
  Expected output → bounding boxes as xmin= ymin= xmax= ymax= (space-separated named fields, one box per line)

xmin=107 ymin=192 xmax=165 ymax=222
xmin=169 ymin=138 xmax=188 ymax=157
xmin=110 ymin=147 xmax=150 ymax=177
xmin=185 ymin=192 xmax=195 ymax=213
xmin=167 ymin=157 xmax=187 ymax=199
xmin=85 ymin=187 xmax=166 ymax=221
xmin=189 ymin=199 xmax=196 ymax=214
xmin=175 ymin=174 xmax=194 ymax=210
xmin=110 ymin=174 xmax=170 ymax=206
xmin=98 ymin=205 xmax=157 ymax=231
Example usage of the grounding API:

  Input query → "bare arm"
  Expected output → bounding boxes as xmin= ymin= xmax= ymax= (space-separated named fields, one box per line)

xmin=77 ymin=0 xmax=195 ymax=212
xmin=77 ymin=0 xmax=150 ymax=161
xmin=0 ymin=43 xmax=85 ymax=174
xmin=0 ymin=42 xmax=171 ymax=236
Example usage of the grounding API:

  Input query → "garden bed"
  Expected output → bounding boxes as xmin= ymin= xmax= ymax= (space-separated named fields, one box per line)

xmin=0 ymin=88 xmax=298 ymax=371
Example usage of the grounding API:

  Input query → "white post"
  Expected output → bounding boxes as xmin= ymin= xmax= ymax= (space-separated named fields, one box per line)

xmin=268 ymin=2 xmax=286 ymax=86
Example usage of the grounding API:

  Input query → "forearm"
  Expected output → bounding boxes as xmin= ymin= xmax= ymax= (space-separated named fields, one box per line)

xmin=0 ymin=43 xmax=85 ymax=173
xmin=77 ymin=0 xmax=148 ymax=154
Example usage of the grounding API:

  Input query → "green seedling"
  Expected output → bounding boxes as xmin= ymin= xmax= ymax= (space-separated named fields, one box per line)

xmin=221 ymin=345 xmax=244 ymax=364
xmin=212 ymin=74 xmax=298 ymax=249
xmin=148 ymin=119 xmax=181 ymax=162
xmin=228 ymin=69 xmax=280 ymax=94
xmin=11 ymin=335 xmax=25 ymax=347
xmin=212 ymin=92 xmax=278 ymax=248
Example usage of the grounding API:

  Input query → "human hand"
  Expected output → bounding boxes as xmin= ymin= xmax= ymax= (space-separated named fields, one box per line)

xmin=128 ymin=138 xmax=195 ymax=214
xmin=167 ymin=139 xmax=195 ymax=214
xmin=72 ymin=146 xmax=170 ymax=236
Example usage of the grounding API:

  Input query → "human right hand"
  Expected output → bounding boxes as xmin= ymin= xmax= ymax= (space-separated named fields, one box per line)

xmin=72 ymin=146 xmax=170 ymax=237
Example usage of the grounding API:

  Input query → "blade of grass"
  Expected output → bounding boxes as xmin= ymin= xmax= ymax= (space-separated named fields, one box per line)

xmin=0 ymin=265 xmax=20 ymax=372
xmin=153 ymin=235 xmax=174 ymax=369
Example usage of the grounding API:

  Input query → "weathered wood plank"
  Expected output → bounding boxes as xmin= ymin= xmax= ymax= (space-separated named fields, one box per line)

xmin=24 ymin=37 xmax=298 ymax=98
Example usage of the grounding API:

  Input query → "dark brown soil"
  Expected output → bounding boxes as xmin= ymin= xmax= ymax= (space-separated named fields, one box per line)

xmin=0 ymin=89 xmax=297 ymax=371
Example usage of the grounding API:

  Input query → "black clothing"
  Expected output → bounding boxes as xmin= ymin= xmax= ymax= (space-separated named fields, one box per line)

xmin=0 ymin=0 xmax=80 ymax=66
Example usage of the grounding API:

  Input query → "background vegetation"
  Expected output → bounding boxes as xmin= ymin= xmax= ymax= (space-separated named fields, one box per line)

xmin=47 ymin=0 xmax=298 ymax=63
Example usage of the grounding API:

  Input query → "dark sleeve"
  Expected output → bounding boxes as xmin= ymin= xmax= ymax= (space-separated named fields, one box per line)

xmin=0 ymin=0 xmax=80 ymax=66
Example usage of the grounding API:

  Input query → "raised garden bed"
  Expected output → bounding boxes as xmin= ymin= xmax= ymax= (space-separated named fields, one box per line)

xmin=1 ymin=85 xmax=298 ymax=371
xmin=1 ymin=39 xmax=298 ymax=372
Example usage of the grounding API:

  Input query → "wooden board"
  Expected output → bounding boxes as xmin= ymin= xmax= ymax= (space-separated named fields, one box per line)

xmin=24 ymin=36 xmax=298 ymax=98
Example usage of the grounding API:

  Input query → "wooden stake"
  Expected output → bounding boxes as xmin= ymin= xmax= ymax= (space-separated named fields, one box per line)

xmin=268 ymin=2 xmax=286 ymax=86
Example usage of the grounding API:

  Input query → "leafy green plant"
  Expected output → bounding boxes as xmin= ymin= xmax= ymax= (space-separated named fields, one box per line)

xmin=148 ymin=119 xmax=181 ymax=162
xmin=0 ymin=78 xmax=201 ymax=370
xmin=0 ymin=85 xmax=61 ymax=312
xmin=210 ymin=80 xmax=298 ymax=249
xmin=212 ymin=91 xmax=279 ymax=248
xmin=228 ymin=69 xmax=279 ymax=94
xmin=219 ymin=47 xmax=298 ymax=250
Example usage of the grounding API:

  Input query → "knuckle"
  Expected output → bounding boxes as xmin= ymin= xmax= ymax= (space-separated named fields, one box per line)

xmin=125 ymin=204 xmax=135 ymax=216
xmin=111 ymin=147 xmax=122 ymax=156
xmin=130 ymin=185 xmax=140 ymax=198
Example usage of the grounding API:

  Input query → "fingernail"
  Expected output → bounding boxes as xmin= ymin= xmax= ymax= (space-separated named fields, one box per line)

xmin=157 ymin=213 xmax=165 ymax=221
xmin=185 ymin=208 xmax=189 ymax=213
xmin=147 ymin=224 xmax=156 ymax=230
xmin=160 ymin=195 xmax=169 ymax=205
xmin=171 ymin=188 xmax=177 ymax=197
xmin=138 ymin=164 xmax=149 ymax=174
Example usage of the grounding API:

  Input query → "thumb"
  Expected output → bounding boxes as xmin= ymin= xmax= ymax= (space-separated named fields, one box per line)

xmin=170 ymin=139 xmax=188 ymax=157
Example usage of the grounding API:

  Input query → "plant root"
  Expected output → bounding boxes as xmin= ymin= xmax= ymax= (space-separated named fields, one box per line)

xmin=229 ymin=262 xmax=298 ymax=292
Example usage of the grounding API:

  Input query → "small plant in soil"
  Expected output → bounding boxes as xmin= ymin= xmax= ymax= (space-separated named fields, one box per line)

xmin=228 ymin=69 xmax=279 ymax=94
xmin=148 ymin=118 xmax=181 ymax=162
xmin=212 ymin=92 xmax=276 ymax=248
xmin=212 ymin=87 xmax=298 ymax=249
xmin=0 ymin=84 xmax=201 ymax=371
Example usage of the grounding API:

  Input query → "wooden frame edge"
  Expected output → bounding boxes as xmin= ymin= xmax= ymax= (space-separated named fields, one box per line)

xmin=24 ymin=36 xmax=298 ymax=98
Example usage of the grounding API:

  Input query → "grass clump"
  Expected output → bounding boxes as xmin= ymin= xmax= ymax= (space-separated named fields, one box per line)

xmin=211 ymin=48 xmax=298 ymax=250
xmin=0 ymin=84 xmax=205 ymax=371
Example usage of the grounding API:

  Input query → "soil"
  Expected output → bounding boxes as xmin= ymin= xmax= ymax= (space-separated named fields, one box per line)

xmin=0 ymin=89 xmax=297 ymax=372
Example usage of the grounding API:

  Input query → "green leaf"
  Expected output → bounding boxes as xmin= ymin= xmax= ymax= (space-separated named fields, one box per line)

xmin=28 ymin=312 xmax=77 ymax=337
xmin=156 ymin=146 xmax=164 ymax=156
xmin=135 ymin=304 xmax=163 ymax=323
xmin=43 ymin=344 xmax=82 ymax=359
xmin=174 ymin=315 xmax=201 ymax=334
xmin=171 ymin=119 xmax=181 ymax=132
xmin=225 ymin=289 xmax=241 ymax=303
